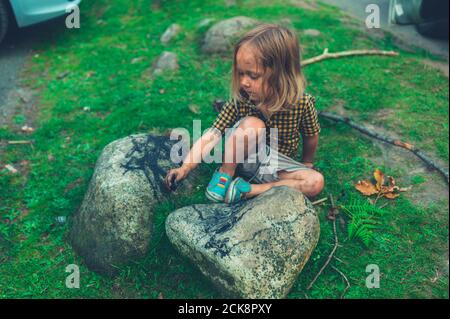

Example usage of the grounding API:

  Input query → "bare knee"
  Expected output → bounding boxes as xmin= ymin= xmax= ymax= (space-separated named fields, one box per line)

xmin=239 ymin=116 xmax=265 ymax=130
xmin=308 ymin=171 xmax=324 ymax=197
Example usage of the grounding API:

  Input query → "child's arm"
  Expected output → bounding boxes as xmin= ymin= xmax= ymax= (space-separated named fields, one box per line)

xmin=301 ymin=133 xmax=319 ymax=168
xmin=164 ymin=129 xmax=221 ymax=189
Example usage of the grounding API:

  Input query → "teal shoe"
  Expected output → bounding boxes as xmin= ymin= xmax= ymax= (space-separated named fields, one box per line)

xmin=205 ymin=170 xmax=232 ymax=202
xmin=225 ymin=177 xmax=251 ymax=204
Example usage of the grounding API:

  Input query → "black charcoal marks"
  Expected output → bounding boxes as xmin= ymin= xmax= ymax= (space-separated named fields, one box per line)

xmin=121 ymin=135 xmax=175 ymax=199
xmin=192 ymin=202 xmax=249 ymax=258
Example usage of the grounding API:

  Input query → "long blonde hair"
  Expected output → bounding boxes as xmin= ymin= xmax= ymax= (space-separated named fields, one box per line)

xmin=231 ymin=24 xmax=306 ymax=114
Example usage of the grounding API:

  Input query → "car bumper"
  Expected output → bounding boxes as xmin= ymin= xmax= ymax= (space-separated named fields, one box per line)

xmin=9 ymin=0 xmax=82 ymax=28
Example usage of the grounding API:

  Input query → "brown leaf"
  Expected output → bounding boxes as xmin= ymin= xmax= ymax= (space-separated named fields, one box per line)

xmin=384 ymin=192 xmax=400 ymax=199
xmin=86 ymin=71 xmax=96 ymax=78
xmin=388 ymin=176 xmax=396 ymax=187
xmin=355 ymin=180 xmax=378 ymax=196
xmin=157 ymin=292 xmax=164 ymax=299
xmin=374 ymin=169 xmax=385 ymax=190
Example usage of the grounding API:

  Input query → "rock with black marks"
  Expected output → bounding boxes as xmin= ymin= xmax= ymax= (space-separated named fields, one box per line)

xmin=201 ymin=16 xmax=259 ymax=54
xmin=70 ymin=134 xmax=195 ymax=276
xmin=165 ymin=186 xmax=320 ymax=298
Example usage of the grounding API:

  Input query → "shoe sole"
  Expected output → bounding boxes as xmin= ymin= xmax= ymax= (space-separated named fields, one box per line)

xmin=224 ymin=178 xmax=239 ymax=204
xmin=205 ymin=188 xmax=224 ymax=203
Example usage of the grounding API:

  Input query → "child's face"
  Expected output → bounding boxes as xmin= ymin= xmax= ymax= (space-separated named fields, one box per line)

xmin=236 ymin=44 xmax=267 ymax=103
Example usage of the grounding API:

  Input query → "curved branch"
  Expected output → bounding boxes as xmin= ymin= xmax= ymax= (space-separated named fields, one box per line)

xmin=319 ymin=111 xmax=449 ymax=185
xmin=302 ymin=48 xmax=399 ymax=67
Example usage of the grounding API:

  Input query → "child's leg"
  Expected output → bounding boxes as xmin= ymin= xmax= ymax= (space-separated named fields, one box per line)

xmin=245 ymin=169 xmax=324 ymax=198
xmin=219 ymin=116 xmax=266 ymax=177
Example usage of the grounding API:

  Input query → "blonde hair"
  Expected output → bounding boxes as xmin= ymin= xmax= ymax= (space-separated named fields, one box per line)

xmin=231 ymin=24 xmax=306 ymax=114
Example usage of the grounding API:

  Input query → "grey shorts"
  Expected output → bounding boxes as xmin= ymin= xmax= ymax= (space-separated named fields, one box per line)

xmin=223 ymin=118 xmax=311 ymax=184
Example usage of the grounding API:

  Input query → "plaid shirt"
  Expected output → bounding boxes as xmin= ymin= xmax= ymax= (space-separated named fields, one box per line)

xmin=211 ymin=93 xmax=320 ymax=158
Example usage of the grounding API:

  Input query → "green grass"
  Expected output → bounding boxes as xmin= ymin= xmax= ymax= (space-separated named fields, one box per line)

xmin=0 ymin=0 xmax=448 ymax=298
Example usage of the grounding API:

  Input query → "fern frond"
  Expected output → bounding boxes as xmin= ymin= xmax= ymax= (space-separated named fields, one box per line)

xmin=339 ymin=195 xmax=387 ymax=247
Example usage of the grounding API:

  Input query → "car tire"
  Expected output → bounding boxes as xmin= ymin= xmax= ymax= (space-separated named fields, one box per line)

xmin=415 ymin=19 xmax=449 ymax=39
xmin=0 ymin=0 xmax=9 ymax=45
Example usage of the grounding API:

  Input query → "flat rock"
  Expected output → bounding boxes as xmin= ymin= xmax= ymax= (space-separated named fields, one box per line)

xmin=166 ymin=186 xmax=320 ymax=298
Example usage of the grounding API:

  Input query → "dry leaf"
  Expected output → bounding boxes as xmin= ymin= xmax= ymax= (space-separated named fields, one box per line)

xmin=21 ymin=125 xmax=35 ymax=133
xmin=188 ymin=104 xmax=200 ymax=114
xmin=157 ymin=292 xmax=164 ymax=299
xmin=355 ymin=180 xmax=378 ymax=196
xmin=374 ymin=168 xmax=385 ymax=190
xmin=5 ymin=164 xmax=18 ymax=174
xmin=384 ymin=192 xmax=400 ymax=199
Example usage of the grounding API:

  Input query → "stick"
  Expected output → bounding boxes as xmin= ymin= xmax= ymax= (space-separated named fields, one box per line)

xmin=7 ymin=140 xmax=33 ymax=145
xmin=302 ymin=48 xmax=399 ymax=67
xmin=319 ymin=111 xmax=449 ymax=185
xmin=307 ymin=194 xmax=339 ymax=290
xmin=331 ymin=265 xmax=351 ymax=299
xmin=311 ymin=197 xmax=328 ymax=205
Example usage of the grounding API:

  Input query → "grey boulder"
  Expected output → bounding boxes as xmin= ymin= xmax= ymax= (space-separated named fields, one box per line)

xmin=69 ymin=134 xmax=194 ymax=276
xmin=166 ymin=186 xmax=320 ymax=298
xmin=201 ymin=16 xmax=259 ymax=54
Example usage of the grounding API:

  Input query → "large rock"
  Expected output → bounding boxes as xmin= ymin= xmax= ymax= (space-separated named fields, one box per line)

xmin=201 ymin=16 xmax=258 ymax=54
xmin=166 ymin=186 xmax=320 ymax=298
xmin=69 ymin=134 xmax=195 ymax=276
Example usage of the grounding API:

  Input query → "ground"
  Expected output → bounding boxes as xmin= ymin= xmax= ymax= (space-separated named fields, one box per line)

xmin=0 ymin=0 xmax=448 ymax=299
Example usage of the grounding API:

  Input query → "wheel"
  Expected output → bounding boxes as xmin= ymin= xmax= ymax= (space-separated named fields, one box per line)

xmin=0 ymin=0 xmax=9 ymax=45
xmin=415 ymin=19 xmax=449 ymax=39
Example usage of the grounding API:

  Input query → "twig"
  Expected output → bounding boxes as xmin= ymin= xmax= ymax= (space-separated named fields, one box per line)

xmin=7 ymin=140 xmax=33 ymax=145
xmin=311 ymin=197 xmax=328 ymax=205
xmin=307 ymin=194 xmax=339 ymax=290
xmin=319 ymin=111 xmax=449 ymax=185
xmin=331 ymin=265 xmax=351 ymax=299
xmin=302 ymin=48 xmax=399 ymax=67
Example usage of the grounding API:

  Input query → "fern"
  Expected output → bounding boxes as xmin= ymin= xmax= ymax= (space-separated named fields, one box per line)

xmin=339 ymin=196 xmax=386 ymax=247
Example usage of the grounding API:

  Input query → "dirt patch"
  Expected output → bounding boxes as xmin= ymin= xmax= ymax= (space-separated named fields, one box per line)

xmin=421 ymin=59 xmax=449 ymax=78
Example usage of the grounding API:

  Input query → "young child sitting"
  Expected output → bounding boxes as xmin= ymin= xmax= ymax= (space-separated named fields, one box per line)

xmin=165 ymin=24 xmax=324 ymax=204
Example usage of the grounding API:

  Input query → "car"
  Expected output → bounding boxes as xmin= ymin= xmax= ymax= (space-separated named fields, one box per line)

xmin=0 ymin=0 xmax=82 ymax=44
xmin=389 ymin=0 xmax=449 ymax=38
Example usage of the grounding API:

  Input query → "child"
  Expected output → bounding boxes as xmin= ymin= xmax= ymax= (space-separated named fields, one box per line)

xmin=165 ymin=24 xmax=324 ymax=203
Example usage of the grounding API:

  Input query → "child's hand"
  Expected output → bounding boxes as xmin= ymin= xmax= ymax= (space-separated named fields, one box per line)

xmin=164 ymin=167 xmax=189 ymax=191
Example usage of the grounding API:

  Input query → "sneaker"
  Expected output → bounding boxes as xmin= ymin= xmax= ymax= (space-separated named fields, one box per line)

xmin=225 ymin=177 xmax=251 ymax=204
xmin=205 ymin=170 xmax=232 ymax=202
